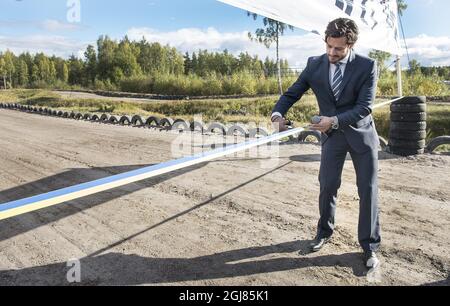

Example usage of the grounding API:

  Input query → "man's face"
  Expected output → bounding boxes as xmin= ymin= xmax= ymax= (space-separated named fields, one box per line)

xmin=326 ymin=36 xmax=353 ymax=64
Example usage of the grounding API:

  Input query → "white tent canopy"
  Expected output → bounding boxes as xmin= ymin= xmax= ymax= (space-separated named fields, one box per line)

xmin=218 ymin=0 xmax=403 ymax=55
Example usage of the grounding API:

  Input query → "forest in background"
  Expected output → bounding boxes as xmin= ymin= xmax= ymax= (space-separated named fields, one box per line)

xmin=0 ymin=35 xmax=449 ymax=96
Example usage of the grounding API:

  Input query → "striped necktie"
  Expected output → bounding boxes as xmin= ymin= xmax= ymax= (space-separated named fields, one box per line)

xmin=332 ymin=62 xmax=343 ymax=101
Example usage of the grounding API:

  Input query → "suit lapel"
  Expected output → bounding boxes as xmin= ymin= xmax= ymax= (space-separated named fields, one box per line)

xmin=320 ymin=55 xmax=335 ymax=100
xmin=337 ymin=50 xmax=356 ymax=103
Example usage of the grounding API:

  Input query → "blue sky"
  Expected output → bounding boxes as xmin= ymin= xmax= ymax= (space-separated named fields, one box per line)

xmin=1 ymin=0 xmax=449 ymax=67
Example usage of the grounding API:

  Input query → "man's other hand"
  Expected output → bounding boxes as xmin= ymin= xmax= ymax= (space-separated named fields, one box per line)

xmin=309 ymin=116 xmax=334 ymax=133
xmin=272 ymin=116 xmax=288 ymax=132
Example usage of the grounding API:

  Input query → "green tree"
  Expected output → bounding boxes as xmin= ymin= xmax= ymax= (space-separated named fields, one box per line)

xmin=34 ymin=53 xmax=51 ymax=82
xmin=248 ymin=12 xmax=294 ymax=94
xmin=31 ymin=64 xmax=39 ymax=84
xmin=368 ymin=50 xmax=392 ymax=77
xmin=0 ymin=58 xmax=7 ymax=89
xmin=97 ymin=35 xmax=118 ymax=81
xmin=409 ymin=59 xmax=421 ymax=75
xmin=17 ymin=59 xmax=29 ymax=86
xmin=397 ymin=0 xmax=408 ymax=16
xmin=55 ymin=61 xmax=69 ymax=83
xmin=49 ymin=61 xmax=57 ymax=84
xmin=114 ymin=39 xmax=142 ymax=80
xmin=3 ymin=51 xmax=15 ymax=88
xmin=68 ymin=55 xmax=85 ymax=85
xmin=84 ymin=44 xmax=97 ymax=85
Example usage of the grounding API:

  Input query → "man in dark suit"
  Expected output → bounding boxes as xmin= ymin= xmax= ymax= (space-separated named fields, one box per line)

xmin=272 ymin=18 xmax=381 ymax=269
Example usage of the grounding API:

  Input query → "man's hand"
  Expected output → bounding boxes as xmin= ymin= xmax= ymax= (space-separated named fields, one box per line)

xmin=309 ymin=116 xmax=334 ymax=133
xmin=271 ymin=116 xmax=288 ymax=132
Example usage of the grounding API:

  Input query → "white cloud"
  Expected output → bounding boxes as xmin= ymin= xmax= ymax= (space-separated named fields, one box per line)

xmin=41 ymin=19 xmax=81 ymax=32
xmin=0 ymin=19 xmax=82 ymax=32
xmin=0 ymin=35 xmax=89 ymax=58
xmin=1 ymin=27 xmax=449 ymax=69
xmin=405 ymin=34 xmax=450 ymax=66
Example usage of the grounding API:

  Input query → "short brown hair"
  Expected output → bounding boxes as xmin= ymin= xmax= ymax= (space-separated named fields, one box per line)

xmin=325 ymin=18 xmax=359 ymax=45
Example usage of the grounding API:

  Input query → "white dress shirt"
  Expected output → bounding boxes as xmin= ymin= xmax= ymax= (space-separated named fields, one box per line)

xmin=329 ymin=50 xmax=350 ymax=87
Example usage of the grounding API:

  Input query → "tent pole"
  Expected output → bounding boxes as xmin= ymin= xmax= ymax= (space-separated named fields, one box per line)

xmin=396 ymin=55 xmax=403 ymax=96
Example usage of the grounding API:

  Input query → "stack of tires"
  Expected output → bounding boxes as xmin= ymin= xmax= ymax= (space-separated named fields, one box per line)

xmin=388 ymin=96 xmax=427 ymax=156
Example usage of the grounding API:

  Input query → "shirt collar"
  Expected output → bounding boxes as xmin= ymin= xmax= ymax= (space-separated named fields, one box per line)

xmin=335 ymin=50 xmax=351 ymax=66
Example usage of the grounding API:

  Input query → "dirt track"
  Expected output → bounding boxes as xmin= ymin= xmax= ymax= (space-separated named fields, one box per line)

xmin=0 ymin=108 xmax=448 ymax=286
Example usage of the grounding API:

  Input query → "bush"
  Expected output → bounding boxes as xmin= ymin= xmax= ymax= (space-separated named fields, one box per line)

xmin=113 ymin=72 xmax=300 ymax=96
xmin=377 ymin=71 xmax=450 ymax=96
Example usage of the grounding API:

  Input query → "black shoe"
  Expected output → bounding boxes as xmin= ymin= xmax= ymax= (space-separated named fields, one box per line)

xmin=309 ymin=236 xmax=331 ymax=252
xmin=364 ymin=251 xmax=380 ymax=269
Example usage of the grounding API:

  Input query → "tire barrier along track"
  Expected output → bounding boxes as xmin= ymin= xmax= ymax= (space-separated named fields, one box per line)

xmin=1 ymin=103 xmax=272 ymax=138
xmin=2 ymin=101 xmax=448 ymax=149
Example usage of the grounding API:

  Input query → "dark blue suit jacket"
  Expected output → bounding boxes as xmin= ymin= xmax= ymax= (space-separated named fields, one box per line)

xmin=273 ymin=51 xmax=379 ymax=153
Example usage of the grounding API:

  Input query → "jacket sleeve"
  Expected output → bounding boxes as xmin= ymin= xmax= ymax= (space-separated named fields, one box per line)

xmin=272 ymin=58 xmax=311 ymax=117
xmin=336 ymin=60 xmax=378 ymax=128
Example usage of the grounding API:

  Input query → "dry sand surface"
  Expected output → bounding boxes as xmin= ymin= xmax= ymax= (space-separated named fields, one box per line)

xmin=0 ymin=108 xmax=448 ymax=286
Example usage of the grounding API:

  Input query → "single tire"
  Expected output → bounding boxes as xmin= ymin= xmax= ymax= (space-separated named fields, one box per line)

xmin=190 ymin=121 xmax=204 ymax=133
xmin=100 ymin=114 xmax=110 ymax=122
xmin=131 ymin=115 xmax=144 ymax=126
xmin=389 ymin=130 xmax=427 ymax=140
xmin=171 ymin=119 xmax=190 ymax=132
xmin=391 ymin=103 xmax=427 ymax=113
xmin=206 ymin=122 xmax=227 ymax=135
xmin=390 ymin=112 xmax=427 ymax=122
xmin=119 ymin=115 xmax=132 ymax=125
xmin=388 ymin=147 xmax=425 ymax=156
xmin=227 ymin=124 xmax=249 ymax=137
xmin=426 ymin=136 xmax=450 ymax=153
xmin=145 ymin=116 xmax=160 ymax=127
xmin=392 ymin=96 xmax=426 ymax=105
xmin=109 ymin=115 xmax=119 ymax=124
xmin=83 ymin=113 xmax=92 ymax=120
xmin=298 ymin=130 xmax=322 ymax=143
xmin=248 ymin=127 xmax=269 ymax=138
xmin=159 ymin=117 xmax=174 ymax=129
xmin=389 ymin=139 xmax=426 ymax=149
xmin=390 ymin=121 xmax=426 ymax=131
xmin=62 ymin=112 xmax=69 ymax=118
xmin=75 ymin=113 xmax=83 ymax=120
xmin=91 ymin=114 xmax=100 ymax=121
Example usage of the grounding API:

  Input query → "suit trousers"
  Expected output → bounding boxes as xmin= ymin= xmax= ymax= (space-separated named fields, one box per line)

xmin=317 ymin=129 xmax=381 ymax=252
